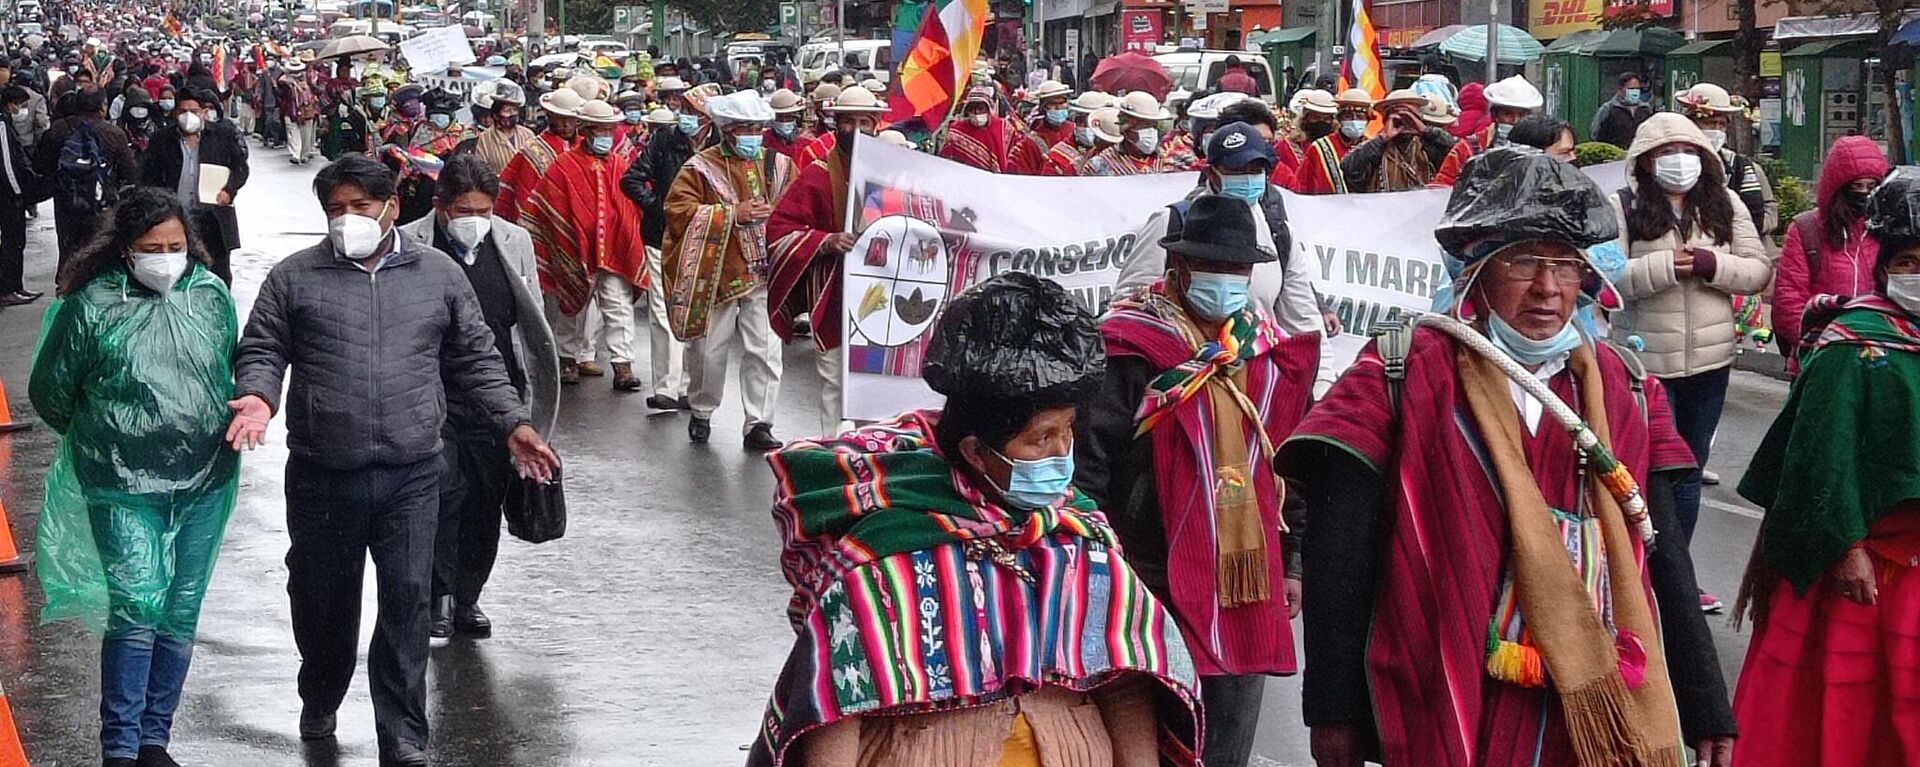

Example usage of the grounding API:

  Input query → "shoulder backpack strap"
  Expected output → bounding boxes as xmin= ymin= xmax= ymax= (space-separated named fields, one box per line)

xmin=1374 ymin=318 xmax=1417 ymax=417
xmin=1604 ymin=339 xmax=1650 ymax=425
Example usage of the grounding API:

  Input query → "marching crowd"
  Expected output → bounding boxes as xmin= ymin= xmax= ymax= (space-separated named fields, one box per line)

xmin=8 ymin=1 xmax=1920 ymax=765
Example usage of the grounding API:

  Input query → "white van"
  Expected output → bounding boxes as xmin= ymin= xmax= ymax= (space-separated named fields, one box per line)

xmin=1152 ymin=49 xmax=1279 ymax=103
xmin=799 ymin=39 xmax=891 ymax=84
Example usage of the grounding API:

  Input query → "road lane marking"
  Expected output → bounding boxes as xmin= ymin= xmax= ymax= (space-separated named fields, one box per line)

xmin=1702 ymin=497 xmax=1763 ymax=520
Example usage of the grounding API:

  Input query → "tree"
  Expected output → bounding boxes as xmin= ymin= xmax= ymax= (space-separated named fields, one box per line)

xmin=671 ymin=0 xmax=778 ymax=36
xmin=1733 ymin=0 xmax=1761 ymax=155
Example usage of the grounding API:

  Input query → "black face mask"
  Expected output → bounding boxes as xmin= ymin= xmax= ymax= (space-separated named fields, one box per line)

xmin=1302 ymin=120 xmax=1334 ymax=140
xmin=1844 ymin=188 xmax=1872 ymax=213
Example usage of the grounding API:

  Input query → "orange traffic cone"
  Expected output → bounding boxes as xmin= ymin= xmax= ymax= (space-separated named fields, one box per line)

xmin=0 ymin=498 xmax=23 ymax=574
xmin=0 ymin=677 xmax=25 ymax=767
xmin=0 ymin=375 xmax=27 ymax=434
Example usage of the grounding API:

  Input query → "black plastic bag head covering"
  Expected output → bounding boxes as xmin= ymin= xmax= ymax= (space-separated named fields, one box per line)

xmin=922 ymin=271 xmax=1105 ymax=408
xmin=1867 ymin=166 xmax=1920 ymax=248
xmin=1435 ymin=146 xmax=1621 ymax=257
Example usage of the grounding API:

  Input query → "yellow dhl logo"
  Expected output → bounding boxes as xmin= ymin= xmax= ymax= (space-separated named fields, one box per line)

xmin=1535 ymin=0 xmax=1596 ymax=26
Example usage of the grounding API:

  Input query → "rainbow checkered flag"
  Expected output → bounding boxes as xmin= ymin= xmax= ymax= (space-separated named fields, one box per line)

xmin=1338 ymin=0 xmax=1385 ymax=101
xmin=886 ymin=0 xmax=990 ymax=124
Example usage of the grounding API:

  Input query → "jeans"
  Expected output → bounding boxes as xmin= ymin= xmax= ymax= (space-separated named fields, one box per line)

xmin=1200 ymin=674 xmax=1266 ymax=767
xmin=1661 ymin=366 xmax=1732 ymax=546
xmin=285 ymin=455 xmax=441 ymax=752
xmin=433 ymin=434 xmax=511 ymax=606
xmin=100 ymin=629 xmax=193 ymax=759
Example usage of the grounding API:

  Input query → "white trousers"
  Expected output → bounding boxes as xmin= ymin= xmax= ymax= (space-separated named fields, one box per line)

xmin=285 ymin=118 xmax=317 ymax=159
xmin=815 ymin=345 xmax=843 ymax=437
xmin=550 ymin=273 xmax=638 ymax=364
xmin=645 ymin=246 xmax=687 ymax=398
xmin=687 ymin=286 xmax=783 ymax=432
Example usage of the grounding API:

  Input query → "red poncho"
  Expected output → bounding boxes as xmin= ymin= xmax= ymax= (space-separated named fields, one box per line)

xmin=519 ymin=146 xmax=649 ymax=316
xmin=1006 ymin=119 xmax=1075 ymax=175
xmin=767 ymin=150 xmax=849 ymax=350
xmin=938 ymin=117 xmax=1014 ymax=172
xmin=495 ymin=131 xmax=571 ymax=222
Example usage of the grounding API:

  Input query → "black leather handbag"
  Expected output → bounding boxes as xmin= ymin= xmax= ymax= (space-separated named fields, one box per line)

xmin=504 ymin=466 xmax=567 ymax=543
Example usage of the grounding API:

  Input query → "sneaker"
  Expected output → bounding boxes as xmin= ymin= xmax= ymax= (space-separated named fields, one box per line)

xmin=744 ymin=422 xmax=782 ymax=451
xmin=645 ymin=394 xmax=687 ymax=413
xmin=0 ymin=291 xmax=34 ymax=306
xmin=1701 ymin=469 xmax=1721 ymax=486
xmin=1699 ymin=590 xmax=1724 ymax=614
xmin=688 ymin=415 xmax=712 ymax=443
xmin=577 ymin=360 xmax=606 ymax=377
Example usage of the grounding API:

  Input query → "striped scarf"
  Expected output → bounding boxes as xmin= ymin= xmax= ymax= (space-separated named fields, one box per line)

xmin=1802 ymin=293 xmax=1920 ymax=353
xmin=1126 ymin=289 xmax=1280 ymax=458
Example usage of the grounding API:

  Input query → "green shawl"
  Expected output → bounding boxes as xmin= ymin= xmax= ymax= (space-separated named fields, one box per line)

xmin=1739 ymin=300 xmax=1920 ymax=593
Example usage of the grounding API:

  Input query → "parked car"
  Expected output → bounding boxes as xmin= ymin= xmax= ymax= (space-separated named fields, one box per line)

xmin=1152 ymin=48 xmax=1279 ymax=103
xmin=798 ymin=38 xmax=891 ymax=84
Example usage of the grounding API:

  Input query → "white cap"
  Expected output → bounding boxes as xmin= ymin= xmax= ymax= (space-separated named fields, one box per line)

xmin=1186 ymin=91 xmax=1251 ymax=120
xmin=1115 ymin=91 xmax=1170 ymax=121
xmin=1484 ymin=75 xmax=1544 ymax=112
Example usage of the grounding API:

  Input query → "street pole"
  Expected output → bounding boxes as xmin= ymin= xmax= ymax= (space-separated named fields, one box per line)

xmin=557 ymin=0 xmax=566 ymax=49
xmin=1035 ymin=0 xmax=1044 ymax=64
xmin=652 ymin=0 xmax=664 ymax=53
xmin=1484 ymin=0 xmax=1497 ymax=85
xmin=529 ymin=0 xmax=543 ymax=51
xmin=836 ymin=0 xmax=846 ymax=75
xmin=1317 ymin=0 xmax=1338 ymax=85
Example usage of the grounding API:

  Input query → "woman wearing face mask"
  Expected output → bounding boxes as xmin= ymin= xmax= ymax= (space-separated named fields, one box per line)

xmin=1610 ymin=113 xmax=1771 ymax=573
xmin=1289 ymin=87 xmax=1373 ymax=194
xmin=747 ymin=272 xmax=1203 ymax=767
xmin=30 ymin=187 xmax=240 ymax=767
xmin=1771 ymin=136 xmax=1888 ymax=371
xmin=117 ymin=86 xmax=155 ymax=153
xmin=1677 ymin=83 xmax=1776 ymax=234
xmin=1082 ymin=195 xmax=1319 ymax=767
xmin=937 ymin=85 xmax=1015 ymax=172
xmin=1006 ymin=79 xmax=1075 ymax=175
xmin=141 ymin=89 xmax=249 ymax=285
xmin=1729 ymin=165 xmax=1920 ymax=767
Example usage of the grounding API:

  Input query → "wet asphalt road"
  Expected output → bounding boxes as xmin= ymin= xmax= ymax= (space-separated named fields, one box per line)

xmin=0 ymin=142 xmax=1779 ymax=767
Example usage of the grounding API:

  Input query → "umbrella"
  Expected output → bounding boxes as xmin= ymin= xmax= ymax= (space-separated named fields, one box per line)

xmin=292 ymin=38 xmax=330 ymax=52
xmin=1407 ymin=24 xmax=1466 ymax=50
xmin=317 ymin=34 xmax=390 ymax=60
xmin=1437 ymin=24 xmax=1545 ymax=65
xmin=1090 ymin=52 xmax=1174 ymax=100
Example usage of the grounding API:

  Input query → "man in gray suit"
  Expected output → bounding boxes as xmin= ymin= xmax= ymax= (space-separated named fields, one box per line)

xmin=397 ymin=154 xmax=560 ymax=641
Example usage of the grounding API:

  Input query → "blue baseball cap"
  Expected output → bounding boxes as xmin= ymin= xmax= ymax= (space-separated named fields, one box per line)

xmin=1206 ymin=122 xmax=1277 ymax=170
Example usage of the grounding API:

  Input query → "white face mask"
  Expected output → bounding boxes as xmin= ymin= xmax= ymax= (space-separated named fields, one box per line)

xmin=1700 ymin=129 xmax=1727 ymax=152
xmin=1889 ymin=274 xmax=1920 ymax=315
xmin=329 ymin=200 xmax=392 ymax=260
xmin=967 ymin=113 xmax=989 ymax=127
xmin=1133 ymin=127 xmax=1159 ymax=154
xmin=176 ymin=111 xmax=202 ymax=134
xmin=1652 ymin=152 xmax=1702 ymax=193
xmin=445 ymin=214 xmax=491 ymax=259
xmin=130 ymin=251 xmax=188 ymax=293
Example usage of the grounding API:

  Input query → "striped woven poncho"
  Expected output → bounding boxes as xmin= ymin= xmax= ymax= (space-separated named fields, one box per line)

xmin=747 ymin=410 xmax=1203 ymax=766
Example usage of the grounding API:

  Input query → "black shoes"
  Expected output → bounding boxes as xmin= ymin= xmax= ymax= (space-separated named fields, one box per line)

xmin=136 ymin=745 xmax=182 ymax=767
xmin=298 ymin=707 xmax=337 ymax=740
xmin=104 ymin=759 xmax=137 ymax=767
xmin=745 ymin=423 xmax=782 ymax=451
xmin=645 ymin=394 xmax=690 ymax=412
xmin=380 ymin=742 xmax=430 ymax=767
xmin=430 ymin=595 xmax=454 ymax=640
xmin=688 ymin=415 xmax=712 ymax=443
xmin=454 ymin=603 xmax=492 ymax=638
xmin=0 ymin=290 xmax=41 ymax=306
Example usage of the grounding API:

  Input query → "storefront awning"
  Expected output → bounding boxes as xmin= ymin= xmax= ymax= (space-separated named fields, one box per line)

xmin=1666 ymin=38 xmax=1731 ymax=57
xmin=1774 ymin=10 xmax=1920 ymax=42
xmin=1250 ymin=25 xmax=1314 ymax=48
xmin=1085 ymin=0 xmax=1117 ymax=17
xmin=1782 ymin=39 xmax=1867 ymax=58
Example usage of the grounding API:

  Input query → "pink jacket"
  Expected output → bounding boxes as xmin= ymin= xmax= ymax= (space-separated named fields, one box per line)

xmin=1774 ymin=135 xmax=1889 ymax=368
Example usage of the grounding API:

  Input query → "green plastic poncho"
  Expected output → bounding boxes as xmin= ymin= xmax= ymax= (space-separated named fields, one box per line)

xmin=28 ymin=262 xmax=240 ymax=637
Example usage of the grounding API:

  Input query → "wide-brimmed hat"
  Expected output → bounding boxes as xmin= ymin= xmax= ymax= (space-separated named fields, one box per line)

xmin=1418 ymin=94 xmax=1459 ymax=126
xmin=1186 ymin=91 xmax=1250 ymax=120
xmin=1116 ymin=91 xmax=1170 ymax=121
xmin=1161 ymin=195 xmax=1276 ymax=265
xmin=641 ymin=107 xmax=678 ymax=125
xmin=1294 ymin=89 xmax=1338 ymax=115
xmin=489 ymin=80 xmax=526 ymax=107
xmin=1031 ymin=79 xmax=1073 ymax=101
xmin=1675 ymin=82 xmax=1746 ymax=116
xmin=767 ymin=88 xmax=806 ymax=114
xmin=281 ymin=58 xmax=307 ymax=73
xmin=1373 ymin=88 xmax=1425 ymax=113
xmin=1089 ymin=107 xmax=1125 ymax=143
xmin=681 ymin=82 xmax=722 ymax=115
xmin=809 ymin=83 xmax=842 ymax=103
xmin=706 ymin=90 xmax=774 ymax=125
xmin=575 ymin=99 xmax=621 ymax=124
xmin=877 ymin=129 xmax=913 ymax=148
xmin=613 ymin=90 xmax=647 ymax=107
xmin=1334 ymin=87 xmax=1375 ymax=108
xmin=566 ymin=74 xmax=609 ymax=101
xmin=1068 ymin=91 xmax=1113 ymax=115
xmin=653 ymin=76 xmax=688 ymax=93
xmin=538 ymin=88 xmax=585 ymax=117
xmin=859 ymin=78 xmax=886 ymax=94
xmin=391 ymin=83 xmax=424 ymax=104
xmin=825 ymin=86 xmax=887 ymax=114
xmin=1484 ymin=75 xmax=1545 ymax=111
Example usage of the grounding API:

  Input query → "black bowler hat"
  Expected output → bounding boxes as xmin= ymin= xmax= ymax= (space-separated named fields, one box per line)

xmin=1160 ymin=194 xmax=1277 ymax=265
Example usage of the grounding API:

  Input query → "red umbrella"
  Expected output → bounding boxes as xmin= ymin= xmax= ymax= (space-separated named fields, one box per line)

xmin=1090 ymin=51 xmax=1173 ymax=100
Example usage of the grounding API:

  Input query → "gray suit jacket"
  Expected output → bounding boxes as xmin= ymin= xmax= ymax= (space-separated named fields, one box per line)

xmin=399 ymin=214 xmax=561 ymax=438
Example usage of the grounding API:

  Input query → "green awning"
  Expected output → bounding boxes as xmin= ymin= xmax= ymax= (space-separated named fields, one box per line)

xmin=1543 ymin=26 xmax=1683 ymax=57
xmin=1253 ymin=26 xmax=1315 ymax=48
xmin=1666 ymin=39 xmax=1732 ymax=57
xmin=1783 ymin=39 xmax=1868 ymax=58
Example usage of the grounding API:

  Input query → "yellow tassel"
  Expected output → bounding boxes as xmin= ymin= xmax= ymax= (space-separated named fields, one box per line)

xmin=1486 ymin=640 xmax=1547 ymax=688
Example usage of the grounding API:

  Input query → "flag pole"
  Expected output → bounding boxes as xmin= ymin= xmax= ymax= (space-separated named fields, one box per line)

xmin=1484 ymin=0 xmax=1497 ymax=85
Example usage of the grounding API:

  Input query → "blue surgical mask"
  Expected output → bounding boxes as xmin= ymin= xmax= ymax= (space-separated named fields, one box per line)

xmin=1074 ymin=126 xmax=1095 ymax=147
xmin=989 ymin=446 xmax=1075 ymax=510
xmin=1219 ymin=173 xmax=1265 ymax=203
xmin=624 ymin=109 xmax=645 ymax=124
xmin=1625 ymin=88 xmax=1643 ymax=104
xmin=588 ymin=134 xmax=614 ymax=154
xmin=1045 ymin=107 xmax=1069 ymax=126
xmin=1486 ymin=313 xmax=1583 ymax=366
xmin=368 ymin=96 xmax=387 ymax=109
xmin=773 ymin=120 xmax=798 ymax=138
xmin=157 ymin=98 xmax=174 ymax=111
xmin=1340 ymin=119 xmax=1367 ymax=140
xmin=677 ymin=113 xmax=699 ymax=133
xmin=429 ymin=113 xmax=451 ymax=129
xmin=1495 ymin=122 xmax=1513 ymax=143
xmin=732 ymin=133 xmax=763 ymax=157
xmin=1185 ymin=271 xmax=1252 ymax=320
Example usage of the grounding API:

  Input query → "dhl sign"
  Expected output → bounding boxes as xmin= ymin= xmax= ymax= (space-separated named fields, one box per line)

xmin=1529 ymin=0 xmax=1602 ymax=39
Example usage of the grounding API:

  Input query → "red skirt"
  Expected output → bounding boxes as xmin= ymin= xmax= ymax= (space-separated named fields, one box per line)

xmin=1731 ymin=529 xmax=1920 ymax=767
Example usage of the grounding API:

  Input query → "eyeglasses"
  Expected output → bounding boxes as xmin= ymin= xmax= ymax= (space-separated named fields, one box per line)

xmin=1493 ymin=254 xmax=1592 ymax=284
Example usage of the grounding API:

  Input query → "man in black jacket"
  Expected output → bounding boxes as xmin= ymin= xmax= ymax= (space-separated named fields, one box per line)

xmin=32 ymin=86 xmax=135 ymax=266
xmin=141 ymin=88 xmax=248 ymax=284
xmin=0 ymin=98 xmax=39 ymax=304
xmin=227 ymin=156 xmax=559 ymax=767
xmin=621 ymin=114 xmax=696 ymax=411
xmin=1591 ymin=71 xmax=1654 ymax=150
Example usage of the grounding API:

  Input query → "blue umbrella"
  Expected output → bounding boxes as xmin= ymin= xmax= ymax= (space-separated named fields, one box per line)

xmin=1438 ymin=24 xmax=1546 ymax=66
xmin=1891 ymin=18 xmax=1920 ymax=48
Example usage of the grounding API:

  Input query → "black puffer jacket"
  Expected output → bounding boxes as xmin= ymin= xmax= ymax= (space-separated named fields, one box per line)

xmin=235 ymin=236 xmax=529 ymax=470
xmin=622 ymin=127 xmax=696 ymax=247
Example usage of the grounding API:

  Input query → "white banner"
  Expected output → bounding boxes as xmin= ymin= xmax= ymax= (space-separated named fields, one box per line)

xmin=837 ymin=134 xmax=1629 ymax=420
xmin=398 ymin=26 xmax=477 ymax=75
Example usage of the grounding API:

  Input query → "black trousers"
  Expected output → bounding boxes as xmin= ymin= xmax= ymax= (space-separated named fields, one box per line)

xmin=284 ymin=455 xmax=441 ymax=751
xmin=53 ymin=203 xmax=99 ymax=270
xmin=432 ymin=434 xmax=510 ymax=606
xmin=189 ymin=207 xmax=231 ymax=285
xmin=1201 ymin=673 xmax=1266 ymax=767
xmin=0 ymin=205 xmax=25 ymax=293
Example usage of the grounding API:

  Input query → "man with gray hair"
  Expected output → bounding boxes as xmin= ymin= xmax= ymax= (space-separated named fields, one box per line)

xmin=662 ymin=90 xmax=798 ymax=449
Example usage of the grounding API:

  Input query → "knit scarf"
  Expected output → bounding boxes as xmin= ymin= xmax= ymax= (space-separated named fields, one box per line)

xmin=1128 ymin=290 xmax=1281 ymax=607
xmin=1458 ymin=344 xmax=1683 ymax=767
